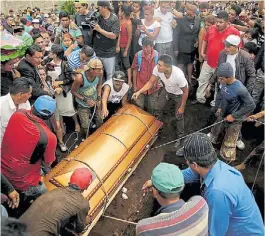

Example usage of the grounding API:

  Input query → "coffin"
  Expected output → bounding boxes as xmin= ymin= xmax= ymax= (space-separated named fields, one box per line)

xmin=44 ymin=104 xmax=162 ymax=235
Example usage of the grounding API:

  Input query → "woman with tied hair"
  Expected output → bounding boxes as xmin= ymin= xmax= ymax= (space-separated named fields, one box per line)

xmin=46 ymin=44 xmax=80 ymax=152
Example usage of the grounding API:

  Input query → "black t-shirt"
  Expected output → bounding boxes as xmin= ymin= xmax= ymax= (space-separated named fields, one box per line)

xmin=75 ymin=12 xmax=93 ymax=46
xmin=93 ymin=13 xmax=120 ymax=58
xmin=1 ymin=72 xmax=13 ymax=96
xmin=231 ymin=18 xmax=245 ymax=26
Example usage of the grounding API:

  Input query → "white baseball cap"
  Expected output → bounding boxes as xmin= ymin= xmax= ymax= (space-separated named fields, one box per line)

xmin=44 ymin=14 xmax=49 ymax=18
xmin=225 ymin=35 xmax=241 ymax=47
xmin=32 ymin=19 xmax=40 ymax=24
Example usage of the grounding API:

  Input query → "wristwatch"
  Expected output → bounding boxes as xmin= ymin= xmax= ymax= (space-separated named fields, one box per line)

xmin=97 ymin=96 xmax=101 ymax=102
xmin=83 ymin=97 xmax=87 ymax=102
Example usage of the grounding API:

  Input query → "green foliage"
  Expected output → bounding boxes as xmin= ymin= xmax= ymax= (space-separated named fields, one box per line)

xmin=60 ymin=0 xmax=76 ymax=15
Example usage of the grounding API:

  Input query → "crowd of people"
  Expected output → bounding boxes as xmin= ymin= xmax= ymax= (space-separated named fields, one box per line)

xmin=0 ymin=0 xmax=264 ymax=235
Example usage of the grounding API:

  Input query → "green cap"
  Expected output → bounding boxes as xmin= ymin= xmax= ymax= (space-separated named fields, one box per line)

xmin=151 ymin=163 xmax=184 ymax=194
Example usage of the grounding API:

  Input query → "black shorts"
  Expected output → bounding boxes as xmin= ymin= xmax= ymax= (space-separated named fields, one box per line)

xmin=178 ymin=51 xmax=196 ymax=64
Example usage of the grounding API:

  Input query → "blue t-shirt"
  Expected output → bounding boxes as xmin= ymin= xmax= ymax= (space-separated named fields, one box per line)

xmin=217 ymin=80 xmax=255 ymax=119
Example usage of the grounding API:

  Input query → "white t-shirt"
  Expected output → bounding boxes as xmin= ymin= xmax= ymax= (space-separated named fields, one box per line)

xmin=103 ymin=79 xmax=129 ymax=103
xmin=1 ymin=93 xmax=31 ymax=145
xmin=154 ymin=8 xmax=173 ymax=43
xmin=152 ymin=65 xmax=188 ymax=95
xmin=138 ymin=19 xmax=161 ymax=46
xmin=226 ymin=53 xmax=237 ymax=76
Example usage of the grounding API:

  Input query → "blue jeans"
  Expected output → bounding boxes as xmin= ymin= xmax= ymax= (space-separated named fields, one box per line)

xmin=22 ymin=182 xmax=47 ymax=199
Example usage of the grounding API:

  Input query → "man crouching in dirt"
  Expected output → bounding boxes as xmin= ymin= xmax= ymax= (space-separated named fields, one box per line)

xmin=207 ymin=62 xmax=255 ymax=162
xmin=132 ymin=54 xmax=188 ymax=148
xmin=137 ymin=163 xmax=209 ymax=235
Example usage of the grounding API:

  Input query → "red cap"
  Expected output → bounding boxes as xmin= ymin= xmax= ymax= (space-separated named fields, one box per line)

xmin=70 ymin=168 xmax=93 ymax=190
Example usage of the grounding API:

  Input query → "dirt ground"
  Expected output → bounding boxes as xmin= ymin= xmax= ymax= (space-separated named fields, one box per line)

xmin=86 ymin=99 xmax=264 ymax=236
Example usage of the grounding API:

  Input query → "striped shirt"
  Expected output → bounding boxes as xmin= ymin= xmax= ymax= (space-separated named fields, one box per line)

xmin=136 ymin=196 xmax=208 ymax=236
xmin=67 ymin=49 xmax=96 ymax=70
xmin=67 ymin=49 xmax=82 ymax=70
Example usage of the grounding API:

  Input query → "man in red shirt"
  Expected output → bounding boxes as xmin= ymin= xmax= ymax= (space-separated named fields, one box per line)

xmin=132 ymin=36 xmax=160 ymax=115
xmin=1 ymin=95 xmax=57 ymax=202
xmin=194 ymin=11 xmax=240 ymax=105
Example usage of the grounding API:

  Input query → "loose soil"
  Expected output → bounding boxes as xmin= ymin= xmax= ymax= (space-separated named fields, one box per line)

xmin=88 ymin=100 xmax=264 ymax=236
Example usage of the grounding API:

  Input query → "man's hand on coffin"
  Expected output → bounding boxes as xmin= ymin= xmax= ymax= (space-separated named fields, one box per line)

xmin=142 ymin=180 xmax=153 ymax=193
xmin=132 ymin=91 xmax=140 ymax=100
xmin=101 ymin=107 xmax=109 ymax=119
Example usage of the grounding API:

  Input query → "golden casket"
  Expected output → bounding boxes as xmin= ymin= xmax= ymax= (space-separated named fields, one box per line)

xmin=44 ymin=104 xmax=162 ymax=234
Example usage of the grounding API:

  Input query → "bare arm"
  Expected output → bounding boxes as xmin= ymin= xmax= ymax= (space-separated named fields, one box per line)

xmin=138 ymin=75 xmax=158 ymax=94
xmin=232 ymin=24 xmax=249 ymax=32
xmin=125 ymin=21 xmax=133 ymax=52
xmin=132 ymin=68 xmax=138 ymax=91
xmin=71 ymin=74 xmax=84 ymax=100
xmin=201 ymin=40 xmax=207 ymax=57
xmin=121 ymin=93 xmax=128 ymax=106
xmin=101 ymin=85 xmax=110 ymax=113
xmin=96 ymin=76 xmax=102 ymax=100
xmin=64 ymin=44 xmax=78 ymax=57
xmin=143 ymin=26 xmax=160 ymax=40
xmin=179 ymin=86 xmax=188 ymax=110
xmin=172 ymin=9 xmax=183 ymax=19
xmin=198 ymin=28 xmax=206 ymax=60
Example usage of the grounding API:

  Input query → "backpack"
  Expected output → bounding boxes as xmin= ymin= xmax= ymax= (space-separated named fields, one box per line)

xmin=137 ymin=50 xmax=159 ymax=72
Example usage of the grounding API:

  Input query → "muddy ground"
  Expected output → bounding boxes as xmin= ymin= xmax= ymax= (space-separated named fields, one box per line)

xmin=85 ymin=99 xmax=264 ymax=236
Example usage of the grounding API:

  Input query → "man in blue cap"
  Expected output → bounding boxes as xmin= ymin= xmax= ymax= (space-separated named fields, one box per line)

xmin=208 ymin=62 xmax=255 ymax=161
xmin=1 ymin=95 xmax=57 ymax=203
xmin=138 ymin=163 xmax=208 ymax=235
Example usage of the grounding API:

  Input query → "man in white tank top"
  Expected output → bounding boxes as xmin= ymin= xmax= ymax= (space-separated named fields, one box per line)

xmin=101 ymin=71 xmax=129 ymax=119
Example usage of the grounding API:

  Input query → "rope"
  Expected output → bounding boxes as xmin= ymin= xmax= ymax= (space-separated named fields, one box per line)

xmin=64 ymin=158 xmax=110 ymax=210
xmin=102 ymin=215 xmax=137 ymax=225
xmin=65 ymin=132 xmax=79 ymax=154
xmin=86 ymin=105 xmax=97 ymax=139
xmin=151 ymin=117 xmax=264 ymax=151
xmin=151 ymin=119 xmax=226 ymax=150
xmin=251 ymin=153 xmax=264 ymax=192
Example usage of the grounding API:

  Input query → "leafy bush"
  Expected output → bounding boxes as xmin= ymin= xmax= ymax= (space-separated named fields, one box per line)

xmin=60 ymin=0 xmax=76 ymax=15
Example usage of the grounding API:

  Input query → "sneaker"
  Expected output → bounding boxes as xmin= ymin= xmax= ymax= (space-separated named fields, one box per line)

xmin=210 ymin=100 xmax=215 ymax=107
xmin=191 ymin=100 xmax=200 ymax=105
xmin=59 ymin=143 xmax=67 ymax=152
xmin=236 ymin=140 xmax=245 ymax=150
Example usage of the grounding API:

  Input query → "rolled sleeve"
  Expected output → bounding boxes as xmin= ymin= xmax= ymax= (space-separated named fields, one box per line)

xmin=182 ymin=168 xmax=200 ymax=183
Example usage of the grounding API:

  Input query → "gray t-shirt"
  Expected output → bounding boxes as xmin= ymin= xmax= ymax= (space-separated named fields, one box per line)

xmin=93 ymin=13 xmax=120 ymax=58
